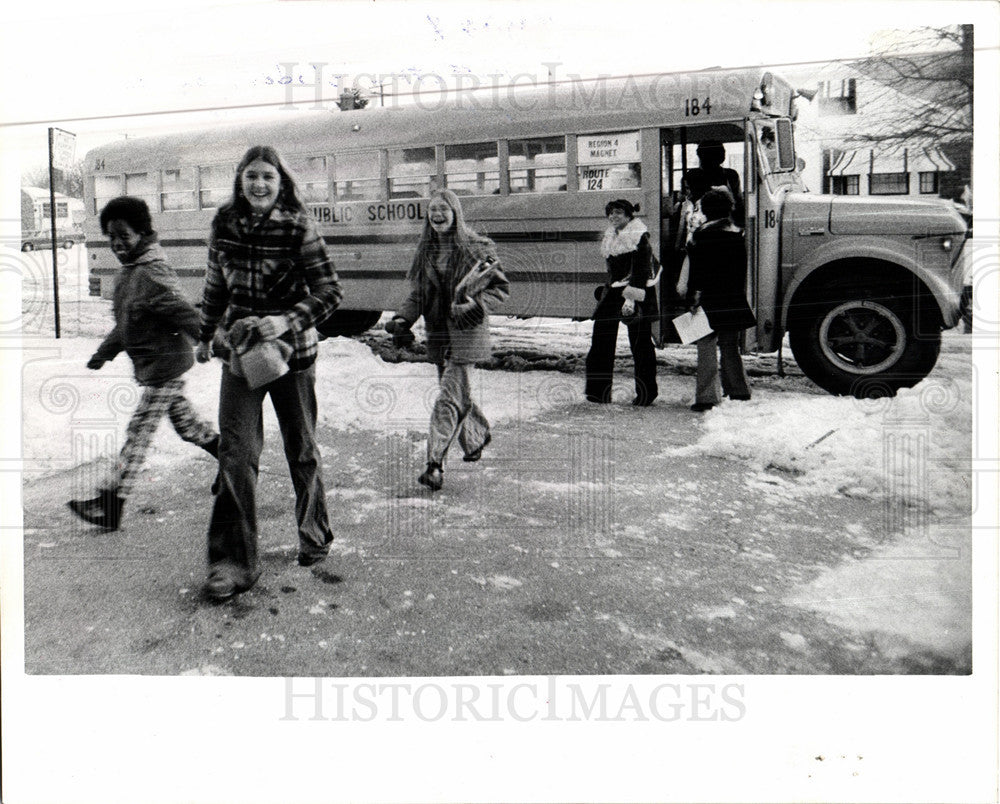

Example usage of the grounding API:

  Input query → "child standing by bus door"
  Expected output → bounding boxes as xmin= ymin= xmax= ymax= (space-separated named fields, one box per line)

xmin=68 ymin=196 xmax=219 ymax=530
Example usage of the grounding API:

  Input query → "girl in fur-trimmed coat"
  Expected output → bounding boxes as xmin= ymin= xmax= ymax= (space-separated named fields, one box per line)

xmin=585 ymin=199 xmax=659 ymax=406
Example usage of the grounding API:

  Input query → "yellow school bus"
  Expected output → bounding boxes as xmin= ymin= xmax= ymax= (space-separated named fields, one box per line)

xmin=83 ymin=66 xmax=968 ymax=397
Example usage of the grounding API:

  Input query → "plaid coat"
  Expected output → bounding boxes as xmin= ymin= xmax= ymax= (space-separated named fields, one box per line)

xmin=198 ymin=204 xmax=342 ymax=371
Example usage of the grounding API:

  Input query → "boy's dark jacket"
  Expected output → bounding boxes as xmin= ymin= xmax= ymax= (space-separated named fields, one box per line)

xmin=93 ymin=235 xmax=201 ymax=385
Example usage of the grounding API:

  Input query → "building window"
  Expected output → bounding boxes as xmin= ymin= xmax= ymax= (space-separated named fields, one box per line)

xmin=508 ymin=136 xmax=567 ymax=193
xmin=869 ymin=172 xmax=909 ymax=195
xmin=41 ymin=201 xmax=69 ymax=218
xmin=919 ymin=171 xmax=939 ymax=194
xmin=817 ymin=78 xmax=857 ymax=116
xmin=831 ymin=175 xmax=860 ymax=195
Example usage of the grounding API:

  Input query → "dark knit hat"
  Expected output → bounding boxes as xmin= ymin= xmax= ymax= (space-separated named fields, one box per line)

xmin=605 ymin=198 xmax=639 ymax=218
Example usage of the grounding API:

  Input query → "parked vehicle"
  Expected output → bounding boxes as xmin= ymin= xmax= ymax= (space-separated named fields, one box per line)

xmin=21 ymin=228 xmax=81 ymax=251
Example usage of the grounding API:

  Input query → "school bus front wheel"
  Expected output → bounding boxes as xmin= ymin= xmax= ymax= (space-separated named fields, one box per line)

xmin=788 ymin=293 xmax=941 ymax=399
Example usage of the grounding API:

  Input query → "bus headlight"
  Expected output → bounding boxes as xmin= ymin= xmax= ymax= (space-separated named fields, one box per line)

xmin=941 ymin=237 xmax=953 ymax=251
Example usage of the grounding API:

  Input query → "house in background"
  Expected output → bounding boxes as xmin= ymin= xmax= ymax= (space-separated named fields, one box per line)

xmin=784 ymin=53 xmax=971 ymax=206
xmin=20 ymin=187 xmax=86 ymax=233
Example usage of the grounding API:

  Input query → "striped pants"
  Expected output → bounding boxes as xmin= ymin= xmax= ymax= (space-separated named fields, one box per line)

xmin=427 ymin=361 xmax=490 ymax=465
xmin=102 ymin=378 xmax=217 ymax=498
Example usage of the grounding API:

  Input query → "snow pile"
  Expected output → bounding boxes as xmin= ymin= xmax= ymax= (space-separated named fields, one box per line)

xmin=18 ymin=246 xmax=112 ymax=339
xmin=20 ymin=333 xmax=578 ymax=482
xmin=666 ymin=369 xmax=971 ymax=517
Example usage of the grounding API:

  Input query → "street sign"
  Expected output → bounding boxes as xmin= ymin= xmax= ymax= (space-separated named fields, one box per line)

xmin=51 ymin=128 xmax=76 ymax=171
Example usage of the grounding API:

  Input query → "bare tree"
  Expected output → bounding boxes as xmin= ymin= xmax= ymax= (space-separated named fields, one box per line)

xmin=848 ymin=25 xmax=972 ymax=145
xmin=21 ymin=160 xmax=85 ymax=198
xmin=844 ymin=25 xmax=972 ymax=200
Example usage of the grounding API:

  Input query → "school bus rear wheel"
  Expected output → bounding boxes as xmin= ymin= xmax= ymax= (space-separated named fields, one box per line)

xmin=316 ymin=309 xmax=382 ymax=339
xmin=789 ymin=295 xmax=941 ymax=398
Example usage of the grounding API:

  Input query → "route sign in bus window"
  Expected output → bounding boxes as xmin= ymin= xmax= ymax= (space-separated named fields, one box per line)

xmin=444 ymin=142 xmax=499 ymax=196
xmin=334 ymin=151 xmax=380 ymax=202
xmin=93 ymin=175 xmax=122 ymax=214
xmin=124 ymin=173 xmax=157 ymax=211
xmin=576 ymin=131 xmax=641 ymax=192
xmin=508 ymin=136 xmax=567 ymax=194
xmin=161 ymin=167 xmax=196 ymax=211
xmin=387 ymin=147 xmax=436 ymax=199
xmin=199 ymin=164 xmax=236 ymax=209
xmin=288 ymin=155 xmax=329 ymax=202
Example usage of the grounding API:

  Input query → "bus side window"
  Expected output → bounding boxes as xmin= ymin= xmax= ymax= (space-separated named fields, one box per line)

xmin=94 ymin=175 xmax=124 ymax=214
xmin=335 ymin=152 xmax=381 ymax=202
xmin=444 ymin=142 xmax=500 ymax=196
xmin=199 ymin=164 xmax=236 ymax=209
xmin=161 ymin=167 xmax=197 ymax=211
xmin=508 ymin=136 xmax=567 ymax=193
xmin=288 ymin=155 xmax=330 ymax=202
xmin=387 ymin=147 xmax=436 ymax=200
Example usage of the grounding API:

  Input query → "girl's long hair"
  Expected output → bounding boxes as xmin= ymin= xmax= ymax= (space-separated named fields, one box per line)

xmin=220 ymin=145 xmax=305 ymax=218
xmin=407 ymin=188 xmax=491 ymax=280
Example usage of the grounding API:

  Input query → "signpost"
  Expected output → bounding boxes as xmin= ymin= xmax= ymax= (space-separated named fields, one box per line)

xmin=48 ymin=127 xmax=76 ymax=339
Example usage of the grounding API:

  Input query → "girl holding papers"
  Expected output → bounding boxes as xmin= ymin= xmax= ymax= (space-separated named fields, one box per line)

xmin=686 ymin=187 xmax=756 ymax=412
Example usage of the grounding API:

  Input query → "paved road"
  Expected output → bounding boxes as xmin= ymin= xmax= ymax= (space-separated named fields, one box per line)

xmin=22 ymin=374 xmax=971 ymax=676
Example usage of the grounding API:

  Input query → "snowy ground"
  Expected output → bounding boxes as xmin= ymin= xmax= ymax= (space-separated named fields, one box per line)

xmin=17 ymin=245 xmax=972 ymax=521
xmin=14 ymin=244 xmax=975 ymax=659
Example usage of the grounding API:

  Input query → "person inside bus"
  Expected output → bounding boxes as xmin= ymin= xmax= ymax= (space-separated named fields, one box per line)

xmin=585 ymin=199 xmax=659 ymax=406
xmin=685 ymin=140 xmax=744 ymax=227
xmin=685 ymin=187 xmax=756 ymax=412
xmin=68 ymin=196 xmax=220 ymax=531
xmin=384 ymin=188 xmax=510 ymax=492
xmin=194 ymin=145 xmax=343 ymax=601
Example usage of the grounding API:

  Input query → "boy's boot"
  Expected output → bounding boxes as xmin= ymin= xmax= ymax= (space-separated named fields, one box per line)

xmin=68 ymin=488 xmax=125 ymax=530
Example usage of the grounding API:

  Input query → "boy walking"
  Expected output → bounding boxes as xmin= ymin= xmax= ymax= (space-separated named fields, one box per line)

xmin=68 ymin=196 xmax=218 ymax=530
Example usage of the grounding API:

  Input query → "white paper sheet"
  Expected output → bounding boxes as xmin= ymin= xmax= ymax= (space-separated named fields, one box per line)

xmin=672 ymin=309 xmax=714 ymax=344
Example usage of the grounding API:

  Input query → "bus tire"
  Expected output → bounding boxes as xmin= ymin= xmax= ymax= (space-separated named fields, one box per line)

xmin=789 ymin=294 xmax=941 ymax=398
xmin=22 ymin=242 xmax=34 ymax=252
xmin=62 ymin=239 xmax=74 ymax=249
xmin=316 ymin=309 xmax=382 ymax=339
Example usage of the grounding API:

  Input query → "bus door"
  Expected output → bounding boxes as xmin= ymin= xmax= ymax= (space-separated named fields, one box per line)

xmin=742 ymin=124 xmax=759 ymax=352
xmin=750 ymin=118 xmax=795 ymax=352
xmin=658 ymin=128 xmax=687 ymax=341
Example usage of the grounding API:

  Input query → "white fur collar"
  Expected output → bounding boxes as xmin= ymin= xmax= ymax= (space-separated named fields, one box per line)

xmin=601 ymin=218 xmax=648 ymax=258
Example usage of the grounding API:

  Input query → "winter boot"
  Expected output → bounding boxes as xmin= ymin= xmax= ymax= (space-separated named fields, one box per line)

xmin=417 ymin=462 xmax=444 ymax=491
xmin=67 ymin=489 xmax=125 ymax=530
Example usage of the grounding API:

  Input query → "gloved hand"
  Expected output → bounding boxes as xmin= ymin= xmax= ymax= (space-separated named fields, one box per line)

xmin=384 ymin=317 xmax=415 ymax=347
xmin=450 ymin=299 xmax=484 ymax=330
xmin=257 ymin=314 xmax=290 ymax=342
xmin=195 ymin=341 xmax=213 ymax=363
xmin=228 ymin=317 xmax=262 ymax=353
xmin=86 ymin=354 xmax=105 ymax=370
xmin=620 ymin=299 xmax=636 ymax=319
xmin=688 ymin=291 xmax=703 ymax=314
